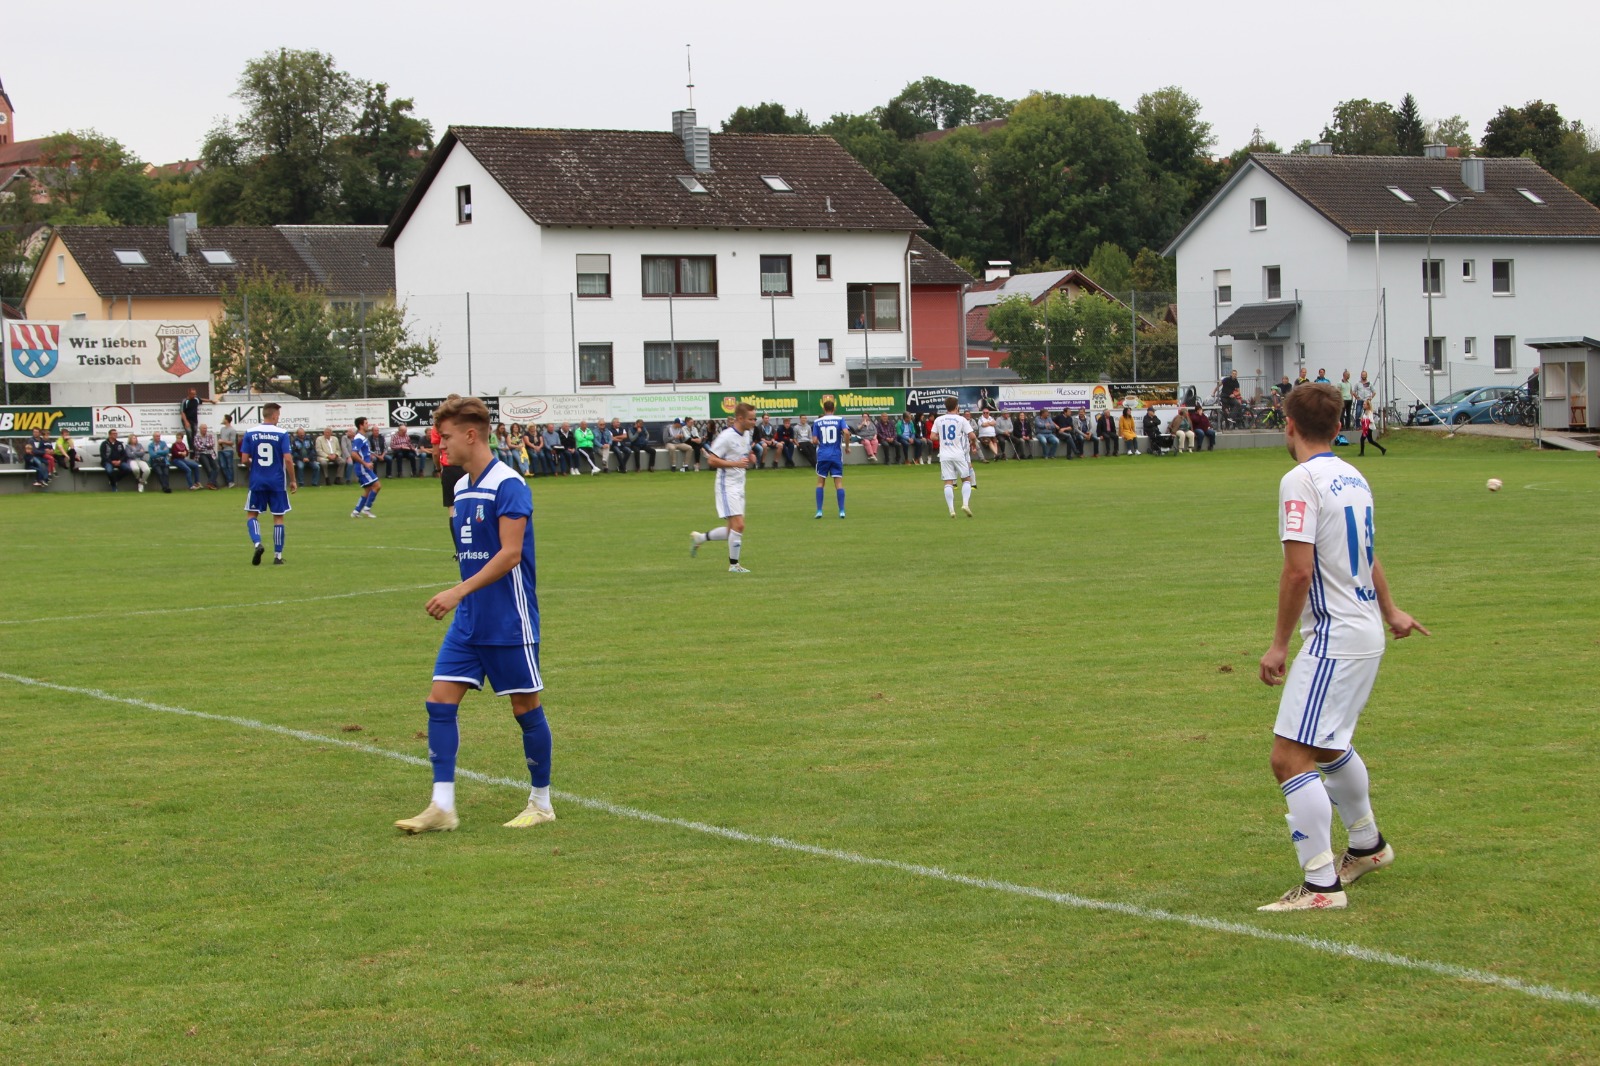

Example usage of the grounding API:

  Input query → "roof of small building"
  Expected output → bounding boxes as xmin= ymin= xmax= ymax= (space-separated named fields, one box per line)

xmin=44 ymin=225 xmax=392 ymax=299
xmin=1168 ymin=153 xmax=1600 ymax=252
xmin=278 ymin=225 xmax=393 ymax=296
xmin=909 ymin=235 xmax=974 ymax=286
xmin=381 ymin=126 xmax=925 ymax=245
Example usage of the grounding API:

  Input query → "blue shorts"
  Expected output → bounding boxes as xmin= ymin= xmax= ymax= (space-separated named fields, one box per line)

xmin=356 ymin=465 xmax=379 ymax=488
xmin=245 ymin=488 xmax=291 ymax=516
xmin=433 ymin=629 xmax=543 ymax=695
xmin=815 ymin=460 xmax=843 ymax=479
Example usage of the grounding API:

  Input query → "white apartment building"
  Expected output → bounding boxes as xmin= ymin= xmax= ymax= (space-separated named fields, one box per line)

xmin=1165 ymin=151 xmax=1600 ymax=414
xmin=380 ymin=112 xmax=926 ymax=396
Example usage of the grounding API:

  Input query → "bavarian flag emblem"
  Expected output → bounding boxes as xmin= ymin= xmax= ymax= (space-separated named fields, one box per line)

xmin=8 ymin=322 xmax=59 ymax=379
xmin=156 ymin=324 xmax=203 ymax=378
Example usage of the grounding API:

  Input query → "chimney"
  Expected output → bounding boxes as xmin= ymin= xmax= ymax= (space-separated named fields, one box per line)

xmin=672 ymin=109 xmax=696 ymax=140
xmin=1424 ymin=143 xmax=1448 ymax=159
xmin=1308 ymin=142 xmax=1333 ymax=156
xmin=684 ymin=126 xmax=711 ymax=172
xmin=183 ymin=212 xmax=198 ymax=232
xmin=1461 ymin=157 xmax=1486 ymax=194
xmin=985 ymin=260 xmax=1013 ymax=282
xmin=168 ymin=215 xmax=188 ymax=258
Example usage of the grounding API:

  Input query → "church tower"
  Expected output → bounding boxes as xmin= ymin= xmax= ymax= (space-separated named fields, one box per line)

xmin=0 ymin=76 xmax=14 ymax=147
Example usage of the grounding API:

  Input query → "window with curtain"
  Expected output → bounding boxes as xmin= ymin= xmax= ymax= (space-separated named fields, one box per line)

xmin=643 ymin=256 xmax=716 ymax=296
xmin=576 ymin=255 xmax=610 ymax=297
xmin=760 ymin=255 xmax=792 ymax=296
xmin=762 ymin=339 xmax=795 ymax=381
xmin=578 ymin=343 xmax=613 ymax=386
xmin=644 ymin=341 xmax=719 ymax=384
xmin=846 ymin=283 xmax=900 ymax=330
xmin=644 ymin=342 xmax=676 ymax=384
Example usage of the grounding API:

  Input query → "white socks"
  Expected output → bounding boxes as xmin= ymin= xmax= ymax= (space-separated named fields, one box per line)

xmin=944 ymin=485 xmax=955 ymax=512
xmin=706 ymin=527 xmax=729 ymax=541
xmin=431 ymin=781 xmax=456 ymax=812
xmin=961 ymin=483 xmax=973 ymax=507
xmin=529 ymin=785 xmax=552 ymax=812
xmin=728 ymin=531 xmax=742 ymax=563
xmin=1319 ymin=748 xmax=1380 ymax=850
xmin=1281 ymin=771 xmax=1337 ymax=887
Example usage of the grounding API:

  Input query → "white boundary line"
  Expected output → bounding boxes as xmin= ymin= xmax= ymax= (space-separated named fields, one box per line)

xmin=0 ymin=585 xmax=439 ymax=627
xmin=4 ymin=669 xmax=1596 ymax=1013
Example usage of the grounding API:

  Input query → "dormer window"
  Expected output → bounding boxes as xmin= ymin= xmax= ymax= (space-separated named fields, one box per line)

xmin=1431 ymin=187 xmax=1458 ymax=203
xmin=200 ymin=249 xmax=235 ymax=265
xmin=760 ymin=175 xmax=794 ymax=192
xmin=1387 ymin=186 xmax=1416 ymax=203
xmin=113 ymin=249 xmax=148 ymax=266
xmin=677 ymin=175 xmax=708 ymax=194
xmin=1517 ymin=187 xmax=1546 ymax=205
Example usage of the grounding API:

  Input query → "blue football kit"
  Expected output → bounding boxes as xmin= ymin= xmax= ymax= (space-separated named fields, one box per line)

xmin=812 ymin=413 xmax=849 ymax=517
xmin=242 ymin=424 xmax=292 ymax=515
xmin=350 ymin=433 xmax=379 ymax=487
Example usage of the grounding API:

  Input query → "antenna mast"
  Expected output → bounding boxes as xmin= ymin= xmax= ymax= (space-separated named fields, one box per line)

xmin=685 ymin=44 xmax=695 ymax=109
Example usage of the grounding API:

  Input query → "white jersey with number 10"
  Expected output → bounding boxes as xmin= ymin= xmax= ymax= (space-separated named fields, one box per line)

xmin=932 ymin=413 xmax=974 ymax=461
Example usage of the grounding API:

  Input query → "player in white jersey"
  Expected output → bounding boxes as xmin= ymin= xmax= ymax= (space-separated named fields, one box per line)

xmin=931 ymin=397 xmax=978 ymax=517
xmin=690 ymin=402 xmax=757 ymax=573
xmin=811 ymin=398 xmax=852 ymax=519
xmin=1257 ymin=383 xmax=1428 ymax=911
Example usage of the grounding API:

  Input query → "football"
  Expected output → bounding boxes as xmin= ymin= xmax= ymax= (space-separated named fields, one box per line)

xmin=1487 ymin=478 xmax=1503 ymax=492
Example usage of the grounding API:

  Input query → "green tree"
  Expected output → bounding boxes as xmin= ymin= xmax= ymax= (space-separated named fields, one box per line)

xmin=988 ymin=291 xmax=1124 ymax=383
xmin=339 ymin=83 xmax=434 ymax=224
xmin=35 ymin=131 xmax=163 ymax=224
xmin=210 ymin=270 xmax=436 ymax=399
xmin=1393 ymin=93 xmax=1425 ymax=155
xmin=1129 ymin=246 xmax=1176 ymax=313
xmin=917 ymin=127 xmax=996 ymax=264
xmin=721 ymin=102 xmax=814 ymax=134
xmin=889 ymin=77 xmax=1010 ymax=132
xmin=1321 ymin=99 xmax=1399 ymax=155
xmin=1106 ymin=320 xmax=1177 ymax=381
xmin=821 ymin=111 xmax=921 ymax=210
xmin=1426 ymin=114 xmax=1475 ymax=150
xmin=1481 ymin=100 xmax=1583 ymax=172
xmin=1134 ymin=86 xmax=1220 ymax=221
xmin=1085 ymin=241 xmax=1132 ymax=294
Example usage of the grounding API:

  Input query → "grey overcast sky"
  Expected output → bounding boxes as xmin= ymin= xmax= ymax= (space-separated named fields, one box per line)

xmin=7 ymin=0 xmax=1595 ymax=167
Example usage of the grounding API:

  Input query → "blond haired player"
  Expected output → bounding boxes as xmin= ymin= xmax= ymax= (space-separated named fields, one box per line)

xmin=690 ymin=402 xmax=757 ymax=573
xmin=1256 ymin=382 xmax=1428 ymax=910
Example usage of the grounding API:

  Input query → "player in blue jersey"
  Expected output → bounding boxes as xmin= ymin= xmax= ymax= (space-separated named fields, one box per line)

xmin=241 ymin=403 xmax=298 ymax=566
xmin=396 ymin=395 xmax=555 ymax=835
xmin=347 ymin=417 xmax=382 ymax=518
xmin=1256 ymin=383 xmax=1428 ymax=911
xmin=811 ymin=398 xmax=852 ymax=519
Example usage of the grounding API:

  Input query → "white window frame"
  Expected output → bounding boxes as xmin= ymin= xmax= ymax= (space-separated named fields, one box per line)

xmin=1463 ymin=336 xmax=1477 ymax=360
xmin=1214 ymin=269 xmax=1232 ymax=307
xmin=1264 ymin=265 xmax=1282 ymax=301
xmin=456 ymin=185 xmax=472 ymax=225
xmin=1492 ymin=259 xmax=1514 ymax=296
xmin=1493 ymin=336 xmax=1516 ymax=372
xmin=1424 ymin=336 xmax=1444 ymax=372
xmin=1422 ymin=259 xmax=1444 ymax=296
xmin=1250 ymin=198 xmax=1267 ymax=229
xmin=56 ymin=254 xmax=66 ymax=284
xmin=1462 ymin=259 xmax=1476 ymax=282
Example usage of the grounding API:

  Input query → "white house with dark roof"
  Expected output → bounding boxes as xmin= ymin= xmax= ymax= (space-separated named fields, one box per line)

xmin=1165 ymin=151 xmax=1600 ymax=417
xmin=378 ymin=111 xmax=927 ymax=395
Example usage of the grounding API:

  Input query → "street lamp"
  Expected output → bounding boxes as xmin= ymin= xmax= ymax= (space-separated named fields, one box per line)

xmin=1424 ymin=197 xmax=1472 ymax=406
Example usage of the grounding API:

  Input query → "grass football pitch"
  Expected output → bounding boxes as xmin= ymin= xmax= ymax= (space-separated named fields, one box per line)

xmin=3 ymin=432 xmax=1597 ymax=1064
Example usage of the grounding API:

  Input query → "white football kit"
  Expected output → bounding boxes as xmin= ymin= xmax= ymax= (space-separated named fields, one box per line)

xmin=1273 ymin=453 xmax=1385 ymax=750
xmin=708 ymin=426 xmax=752 ymax=518
xmin=932 ymin=413 xmax=975 ymax=482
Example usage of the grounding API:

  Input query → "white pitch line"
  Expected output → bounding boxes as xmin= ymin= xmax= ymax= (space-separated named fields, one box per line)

xmin=4 ymin=670 xmax=1596 ymax=1013
xmin=0 ymin=585 xmax=439 ymax=628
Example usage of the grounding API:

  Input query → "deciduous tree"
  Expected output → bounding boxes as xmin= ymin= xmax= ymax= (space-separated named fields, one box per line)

xmin=721 ymin=103 xmax=814 ymax=134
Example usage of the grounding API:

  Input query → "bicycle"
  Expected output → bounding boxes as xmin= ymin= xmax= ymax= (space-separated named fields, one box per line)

xmin=1489 ymin=390 xmax=1540 ymax=427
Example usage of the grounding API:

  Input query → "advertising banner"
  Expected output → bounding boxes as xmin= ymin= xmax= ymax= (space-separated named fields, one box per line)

xmin=1108 ymin=382 xmax=1180 ymax=410
xmin=494 ymin=395 xmax=605 ymax=425
xmin=819 ymin=389 xmax=905 ymax=416
xmin=93 ymin=404 xmax=185 ymax=436
xmin=6 ymin=320 xmax=210 ymax=385
xmin=905 ymin=386 xmax=1000 ymax=413
xmin=388 ymin=397 xmax=503 ymax=428
xmin=994 ymin=384 xmax=1112 ymax=413
xmin=710 ymin=390 xmax=806 ymax=418
xmin=0 ymin=406 xmax=93 ymax=436
xmin=710 ymin=390 xmax=906 ymax=418
xmin=607 ymin=393 xmax=711 ymax=422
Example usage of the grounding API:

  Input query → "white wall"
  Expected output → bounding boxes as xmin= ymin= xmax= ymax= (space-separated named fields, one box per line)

xmin=391 ymin=142 xmax=913 ymax=397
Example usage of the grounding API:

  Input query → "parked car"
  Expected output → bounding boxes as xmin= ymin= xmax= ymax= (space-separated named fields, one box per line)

xmin=1412 ymin=386 xmax=1518 ymax=426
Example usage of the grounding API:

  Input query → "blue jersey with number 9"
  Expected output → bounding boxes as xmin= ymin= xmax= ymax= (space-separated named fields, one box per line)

xmin=242 ymin=424 xmax=293 ymax=492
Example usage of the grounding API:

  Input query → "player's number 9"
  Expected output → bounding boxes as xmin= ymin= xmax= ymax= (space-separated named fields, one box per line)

xmin=256 ymin=442 xmax=275 ymax=467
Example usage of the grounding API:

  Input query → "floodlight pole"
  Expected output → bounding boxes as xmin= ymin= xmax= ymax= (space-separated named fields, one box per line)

xmin=1424 ymin=198 xmax=1466 ymax=406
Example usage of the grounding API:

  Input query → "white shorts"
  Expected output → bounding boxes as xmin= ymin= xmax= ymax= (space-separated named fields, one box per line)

xmin=1273 ymin=651 xmax=1382 ymax=751
xmin=715 ymin=474 xmax=745 ymax=519
xmin=940 ymin=458 xmax=973 ymax=482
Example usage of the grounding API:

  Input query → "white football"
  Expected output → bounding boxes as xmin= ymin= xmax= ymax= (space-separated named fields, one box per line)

xmin=1486 ymin=478 xmax=1503 ymax=492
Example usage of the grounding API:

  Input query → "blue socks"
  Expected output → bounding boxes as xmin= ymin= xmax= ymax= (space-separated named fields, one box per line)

xmin=355 ymin=489 xmax=376 ymax=512
xmin=426 ymin=701 xmax=459 ymax=784
xmin=247 ymin=517 xmax=261 ymax=546
xmin=516 ymin=706 xmax=552 ymax=788
xmin=836 ymin=487 xmax=845 ymax=513
xmin=272 ymin=524 xmax=285 ymax=555
xmin=816 ymin=486 xmax=824 ymax=511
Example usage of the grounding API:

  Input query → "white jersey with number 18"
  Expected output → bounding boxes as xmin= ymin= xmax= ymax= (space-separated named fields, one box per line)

xmin=1278 ymin=453 xmax=1384 ymax=660
xmin=932 ymin=413 xmax=974 ymax=461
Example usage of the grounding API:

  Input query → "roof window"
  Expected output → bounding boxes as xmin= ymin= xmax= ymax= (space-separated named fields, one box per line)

xmin=200 ymin=249 xmax=235 ymax=265
xmin=1516 ymin=187 xmax=1546 ymax=205
xmin=113 ymin=249 xmax=148 ymax=266
xmin=677 ymin=175 xmax=708 ymax=194
xmin=1431 ymin=187 xmax=1458 ymax=203
xmin=1386 ymin=186 xmax=1416 ymax=203
xmin=760 ymin=175 xmax=794 ymax=192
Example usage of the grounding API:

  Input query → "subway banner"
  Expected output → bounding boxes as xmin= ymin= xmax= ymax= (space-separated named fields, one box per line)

xmin=5 ymin=320 xmax=211 ymax=385
xmin=0 ymin=405 xmax=94 ymax=436
xmin=709 ymin=390 xmax=906 ymax=418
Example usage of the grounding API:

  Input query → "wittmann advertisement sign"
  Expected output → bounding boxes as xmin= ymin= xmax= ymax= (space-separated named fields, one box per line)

xmin=6 ymin=320 xmax=211 ymax=385
xmin=709 ymin=390 xmax=906 ymax=418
